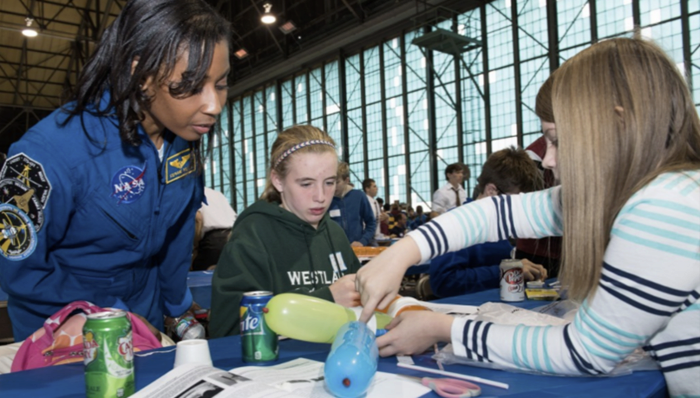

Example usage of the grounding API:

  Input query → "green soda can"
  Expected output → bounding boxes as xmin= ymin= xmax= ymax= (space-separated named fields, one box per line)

xmin=83 ymin=311 xmax=135 ymax=398
xmin=240 ymin=291 xmax=278 ymax=362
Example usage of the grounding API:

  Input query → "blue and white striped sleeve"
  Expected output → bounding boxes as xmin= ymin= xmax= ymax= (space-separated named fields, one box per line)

xmin=408 ymin=186 xmax=563 ymax=264
xmin=448 ymin=172 xmax=700 ymax=396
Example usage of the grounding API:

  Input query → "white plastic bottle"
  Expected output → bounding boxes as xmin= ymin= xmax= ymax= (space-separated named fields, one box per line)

xmin=172 ymin=314 xmax=206 ymax=340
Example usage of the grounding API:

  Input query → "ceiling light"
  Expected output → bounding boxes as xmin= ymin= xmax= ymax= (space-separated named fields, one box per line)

xmin=234 ymin=48 xmax=249 ymax=59
xmin=261 ymin=3 xmax=276 ymax=24
xmin=279 ymin=21 xmax=296 ymax=34
xmin=22 ymin=17 xmax=38 ymax=37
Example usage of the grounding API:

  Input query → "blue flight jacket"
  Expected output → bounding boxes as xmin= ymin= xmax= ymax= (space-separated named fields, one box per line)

xmin=328 ymin=189 xmax=376 ymax=246
xmin=0 ymin=97 xmax=203 ymax=340
xmin=429 ymin=240 xmax=514 ymax=298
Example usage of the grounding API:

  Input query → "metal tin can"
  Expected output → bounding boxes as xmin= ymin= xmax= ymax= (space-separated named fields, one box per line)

xmin=240 ymin=291 xmax=278 ymax=362
xmin=83 ymin=310 xmax=135 ymax=398
xmin=500 ymin=259 xmax=525 ymax=302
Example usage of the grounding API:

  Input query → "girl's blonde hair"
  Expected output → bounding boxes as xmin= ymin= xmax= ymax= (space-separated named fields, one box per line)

xmin=535 ymin=72 xmax=556 ymax=123
xmin=554 ymin=37 xmax=700 ymax=301
xmin=261 ymin=125 xmax=337 ymax=203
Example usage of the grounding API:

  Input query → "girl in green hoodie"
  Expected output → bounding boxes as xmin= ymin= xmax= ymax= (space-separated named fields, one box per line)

xmin=210 ymin=125 xmax=361 ymax=337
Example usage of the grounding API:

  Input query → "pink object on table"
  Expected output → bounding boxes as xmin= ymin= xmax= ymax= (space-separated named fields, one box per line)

xmin=11 ymin=301 xmax=161 ymax=372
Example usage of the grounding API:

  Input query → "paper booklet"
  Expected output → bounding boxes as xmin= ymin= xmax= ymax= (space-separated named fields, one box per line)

xmin=131 ymin=358 xmax=431 ymax=398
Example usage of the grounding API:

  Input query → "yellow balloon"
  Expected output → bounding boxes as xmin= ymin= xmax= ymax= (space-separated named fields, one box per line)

xmin=263 ymin=293 xmax=392 ymax=343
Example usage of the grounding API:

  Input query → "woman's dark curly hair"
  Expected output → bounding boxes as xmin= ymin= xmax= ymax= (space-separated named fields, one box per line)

xmin=62 ymin=0 xmax=230 ymax=150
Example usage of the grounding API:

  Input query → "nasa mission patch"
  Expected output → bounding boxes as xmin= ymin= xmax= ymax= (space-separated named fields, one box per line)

xmin=111 ymin=164 xmax=147 ymax=204
xmin=0 ymin=203 xmax=38 ymax=260
xmin=0 ymin=153 xmax=52 ymax=208
xmin=0 ymin=178 xmax=44 ymax=232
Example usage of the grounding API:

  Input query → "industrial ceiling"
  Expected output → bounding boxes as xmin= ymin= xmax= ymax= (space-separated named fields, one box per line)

xmin=0 ymin=0 xmax=483 ymax=152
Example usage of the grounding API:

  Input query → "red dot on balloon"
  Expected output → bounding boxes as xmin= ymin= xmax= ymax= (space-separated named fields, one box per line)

xmin=263 ymin=307 xmax=269 ymax=313
xmin=343 ymin=378 xmax=351 ymax=387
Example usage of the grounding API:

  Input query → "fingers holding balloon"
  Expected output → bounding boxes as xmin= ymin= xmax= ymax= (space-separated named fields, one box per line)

xmin=376 ymin=311 xmax=454 ymax=357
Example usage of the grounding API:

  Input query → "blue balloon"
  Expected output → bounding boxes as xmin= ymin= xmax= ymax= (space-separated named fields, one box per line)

xmin=324 ymin=321 xmax=378 ymax=398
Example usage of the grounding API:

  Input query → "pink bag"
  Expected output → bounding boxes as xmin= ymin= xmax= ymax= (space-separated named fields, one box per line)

xmin=11 ymin=301 xmax=162 ymax=372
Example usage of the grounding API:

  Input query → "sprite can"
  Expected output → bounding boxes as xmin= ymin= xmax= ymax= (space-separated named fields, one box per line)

xmin=240 ymin=291 xmax=278 ymax=362
xmin=83 ymin=311 xmax=135 ymax=398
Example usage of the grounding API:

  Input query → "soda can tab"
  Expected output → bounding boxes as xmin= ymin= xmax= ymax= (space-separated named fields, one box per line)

xmin=500 ymin=259 xmax=525 ymax=302
xmin=240 ymin=291 xmax=278 ymax=362
xmin=83 ymin=310 xmax=135 ymax=398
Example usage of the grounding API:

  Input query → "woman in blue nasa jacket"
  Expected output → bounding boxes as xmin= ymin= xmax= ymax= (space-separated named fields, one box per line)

xmin=0 ymin=0 xmax=231 ymax=340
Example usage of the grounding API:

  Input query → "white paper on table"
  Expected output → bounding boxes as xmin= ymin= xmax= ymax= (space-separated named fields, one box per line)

xmin=131 ymin=363 xmax=303 ymax=398
xmin=421 ymin=302 xmax=479 ymax=319
xmin=232 ymin=358 xmax=431 ymax=398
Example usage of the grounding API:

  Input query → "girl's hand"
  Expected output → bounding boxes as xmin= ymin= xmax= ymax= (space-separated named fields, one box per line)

xmin=356 ymin=237 xmax=421 ymax=323
xmin=329 ymin=274 xmax=361 ymax=307
xmin=376 ymin=311 xmax=454 ymax=357
xmin=521 ymin=259 xmax=547 ymax=281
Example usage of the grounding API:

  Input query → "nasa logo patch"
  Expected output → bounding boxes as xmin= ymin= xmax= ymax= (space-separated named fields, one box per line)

xmin=111 ymin=164 xmax=147 ymax=204
xmin=0 ymin=203 xmax=37 ymax=260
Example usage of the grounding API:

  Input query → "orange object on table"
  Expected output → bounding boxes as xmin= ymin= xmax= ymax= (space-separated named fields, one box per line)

xmin=377 ymin=295 xmax=432 ymax=317
xmin=352 ymin=246 xmax=388 ymax=258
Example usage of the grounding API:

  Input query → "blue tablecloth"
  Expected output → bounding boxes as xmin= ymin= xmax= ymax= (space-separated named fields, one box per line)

xmin=0 ymin=284 xmax=667 ymax=397
xmin=0 ymin=334 xmax=667 ymax=398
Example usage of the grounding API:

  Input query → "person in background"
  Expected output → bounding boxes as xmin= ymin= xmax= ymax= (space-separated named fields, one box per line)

xmin=379 ymin=204 xmax=391 ymax=237
xmin=388 ymin=211 xmax=408 ymax=238
xmin=355 ymin=37 xmax=700 ymax=396
xmin=409 ymin=205 xmax=427 ymax=230
xmin=406 ymin=206 xmax=416 ymax=226
xmin=0 ymin=0 xmax=229 ymax=340
xmin=386 ymin=203 xmax=400 ymax=232
xmin=192 ymin=187 xmax=237 ymax=271
xmin=431 ymin=163 xmax=467 ymax=214
xmin=429 ymin=147 xmax=546 ymax=298
xmin=460 ymin=162 xmax=472 ymax=198
xmin=362 ymin=178 xmax=384 ymax=243
xmin=328 ymin=162 xmax=376 ymax=247
xmin=516 ymin=73 xmax=562 ymax=277
xmin=209 ymin=126 xmax=361 ymax=337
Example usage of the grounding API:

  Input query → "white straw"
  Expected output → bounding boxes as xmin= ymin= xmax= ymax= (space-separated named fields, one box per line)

xmin=396 ymin=362 xmax=509 ymax=390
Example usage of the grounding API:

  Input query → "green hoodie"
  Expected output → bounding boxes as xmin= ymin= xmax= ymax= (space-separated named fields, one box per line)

xmin=209 ymin=199 xmax=361 ymax=337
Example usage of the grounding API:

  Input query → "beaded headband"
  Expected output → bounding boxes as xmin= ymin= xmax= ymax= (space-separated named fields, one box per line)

xmin=274 ymin=140 xmax=336 ymax=168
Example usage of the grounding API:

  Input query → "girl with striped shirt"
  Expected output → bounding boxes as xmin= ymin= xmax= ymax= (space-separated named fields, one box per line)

xmin=355 ymin=37 xmax=700 ymax=397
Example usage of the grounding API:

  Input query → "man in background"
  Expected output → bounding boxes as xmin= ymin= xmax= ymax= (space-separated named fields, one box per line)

xmin=362 ymin=178 xmax=386 ymax=243
xmin=328 ymin=162 xmax=376 ymax=247
xmin=432 ymin=162 xmax=467 ymax=214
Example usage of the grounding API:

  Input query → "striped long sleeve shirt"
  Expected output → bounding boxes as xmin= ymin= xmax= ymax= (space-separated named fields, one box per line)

xmin=408 ymin=171 xmax=700 ymax=397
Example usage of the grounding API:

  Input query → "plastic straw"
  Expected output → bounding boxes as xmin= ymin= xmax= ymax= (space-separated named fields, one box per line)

xmin=396 ymin=362 xmax=509 ymax=390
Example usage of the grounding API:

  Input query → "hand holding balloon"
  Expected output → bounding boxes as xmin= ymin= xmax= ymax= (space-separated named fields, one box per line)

xmin=329 ymin=274 xmax=361 ymax=308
